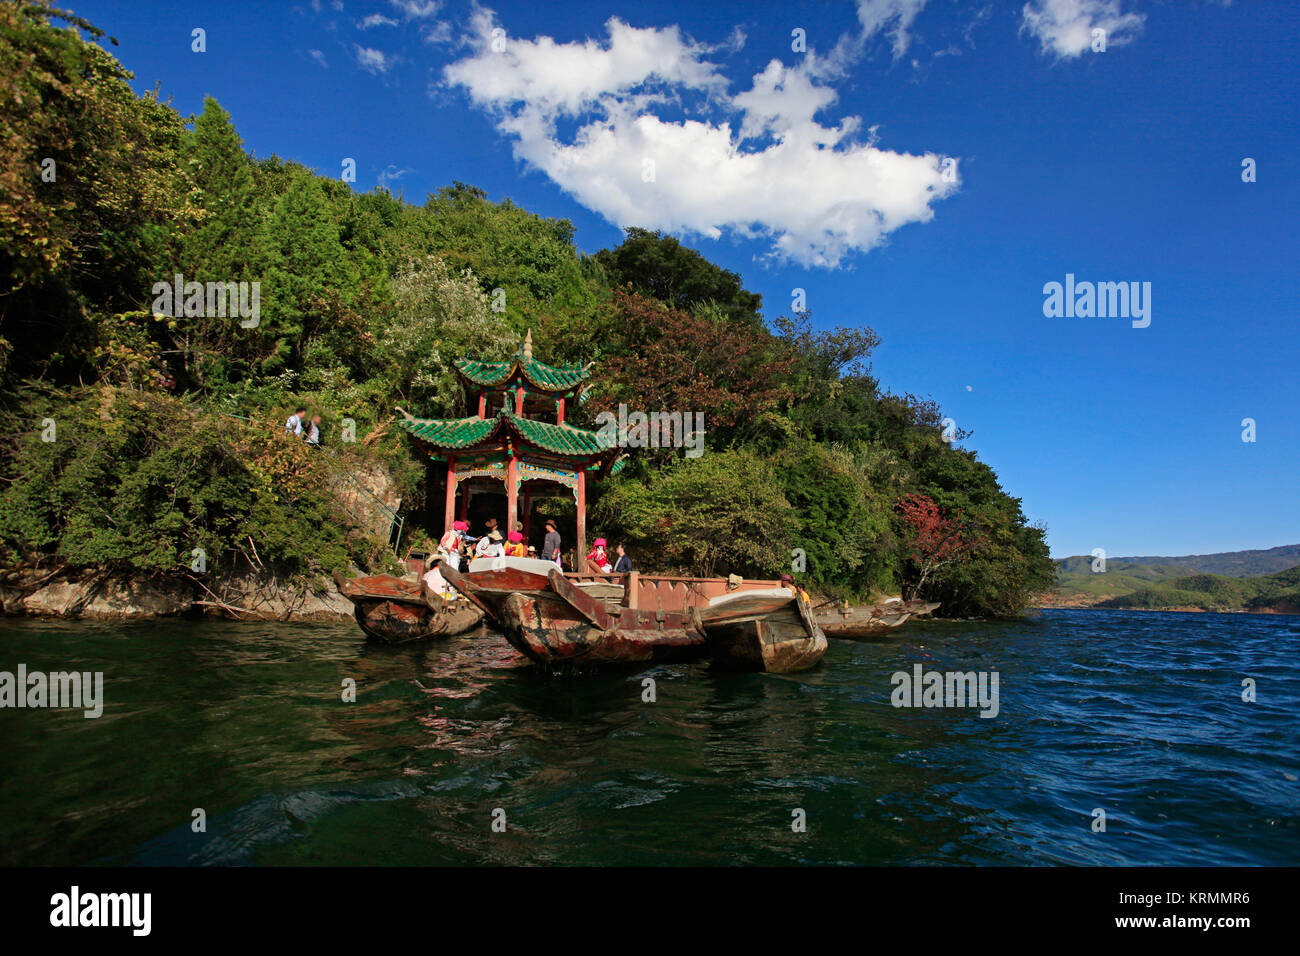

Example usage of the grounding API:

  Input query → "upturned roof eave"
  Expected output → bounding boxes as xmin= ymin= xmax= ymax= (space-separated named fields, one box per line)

xmin=454 ymin=356 xmax=591 ymax=394
xmin=399 ymin=408 xmax=615 ymax=462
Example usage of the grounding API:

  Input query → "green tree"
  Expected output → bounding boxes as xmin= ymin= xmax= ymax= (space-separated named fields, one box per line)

xmin=592 ymin=450 xmax=795 ymax=577
xmin=594 ymin=227 xmax=764 ymax=330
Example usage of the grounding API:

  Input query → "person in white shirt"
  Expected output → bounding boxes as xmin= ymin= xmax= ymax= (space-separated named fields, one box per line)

xmin=475 ymin=529 xmax=503 ymax=559
xmin=284 ymin=407 xmax=307 ymax=437
xmin=421 ymin=558 xmax=455 ymax=600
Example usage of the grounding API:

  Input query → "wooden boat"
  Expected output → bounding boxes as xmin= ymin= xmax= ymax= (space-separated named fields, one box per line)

xmin=814 ymin=598 xmax=940 ymax=639
xmin=333 ymin=571 xmax=484 ymax=644
xmin=441 ymin=558 xmax=707 ymax=666
xmin=693 ymin=588 xmax=827 ymax=673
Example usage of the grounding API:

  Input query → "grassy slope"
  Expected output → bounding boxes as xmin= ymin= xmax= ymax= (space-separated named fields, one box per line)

xmin=1047 ymin=545 xmax=1300 ymax=606
xmin=1094 ymin=565 xmax=1300 ymax=612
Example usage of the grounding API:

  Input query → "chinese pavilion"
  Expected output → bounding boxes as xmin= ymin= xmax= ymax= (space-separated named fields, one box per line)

xmin=397 ymin=332 xmax=622 ymax=572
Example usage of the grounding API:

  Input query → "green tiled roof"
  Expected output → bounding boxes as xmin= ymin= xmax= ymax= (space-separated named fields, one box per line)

xmin=399 ymin=409 xmax=613 ymax=458
xmin=400 ymin=415 xmax=498 ymax=448
xmin=455 ymin=355 xmax=590 ymax=392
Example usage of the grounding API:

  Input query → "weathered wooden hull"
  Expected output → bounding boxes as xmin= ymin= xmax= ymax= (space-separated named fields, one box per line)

xmin=442 ymin=564 xmax=706 ymax=666
xmin=499 ymin=591 xmax=706 ymax=665
xmin=814 ymin=600 xmax=940 ymax=639
xmin=335 ymin=573 xmax=484 ymax=644
xmin=694 ymin=590 xmax=828 ymax=673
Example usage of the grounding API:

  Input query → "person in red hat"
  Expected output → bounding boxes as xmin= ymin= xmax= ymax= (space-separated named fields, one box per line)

xmin=504 ymin=529 xmax=527 ymax=557
xmin=439 ymin=520 xmax=470 ymax=571
xmin=587 ymin=537 xmax=612 ymax=573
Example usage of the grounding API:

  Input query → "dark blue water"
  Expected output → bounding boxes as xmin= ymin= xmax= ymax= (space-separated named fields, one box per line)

xmin=1 ymin=609 xmax=1296 ymax=865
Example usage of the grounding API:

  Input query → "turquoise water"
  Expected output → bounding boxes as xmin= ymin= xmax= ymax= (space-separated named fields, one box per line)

xmin=1 ymin=609 xmax=1296 ymax=865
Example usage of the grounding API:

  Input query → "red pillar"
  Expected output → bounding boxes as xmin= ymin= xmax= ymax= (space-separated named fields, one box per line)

xmin=477 ymin=391 xmax=486 ymax=418
xmin=507 ymin=453 xmax=519 ymax=539
xmin=443 ymin=457 xmax=457 ymax=532
xmin=556 ymin=396 xmax=565 ymax=425
xmin=576 ymin=467 xmax=587 ymax=573
xmin=514 ymin=385 xmax=524 ymax=416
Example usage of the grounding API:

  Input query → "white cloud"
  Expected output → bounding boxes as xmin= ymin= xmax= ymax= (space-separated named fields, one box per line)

xmin=855 ymin=0 xmax=930 ymax=58
xmin=443 ymin=11 xmax=958 ymax=267
xmin=360 ymin=13 xmax=399 ymax=29
xmin=377 ymin=164 xmax=413 ymax=188
xmin=309 ymin=48 xmax=328 ymax=68
xmin=1021 ymin=0 xmax=1144 ymax=58
xmin=389 ymin=0 xmax=441 ymax=19
xmin=355 ymin=45 xmax=395 ymax=74
xmin=422 ymin=20 xmax=453 ymax=45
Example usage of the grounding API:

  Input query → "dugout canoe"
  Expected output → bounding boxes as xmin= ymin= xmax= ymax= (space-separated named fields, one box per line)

xmin=333 ymin=571 xmax=484 ymax=644
xmin=813 ymin=599 xmax=940 ymax=639
xmin=692 ymin=588 xmax=828 ymax=673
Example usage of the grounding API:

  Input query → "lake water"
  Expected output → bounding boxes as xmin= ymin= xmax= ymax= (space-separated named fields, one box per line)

xmin=1 ymin=609 xmax=1296 ymax=866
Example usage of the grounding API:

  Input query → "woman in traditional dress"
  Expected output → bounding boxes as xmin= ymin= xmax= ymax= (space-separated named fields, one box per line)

xmin=587 ymin=537 xmax=613 ymax=573
xmin=504 ymin=530 xmax=527 ymax=557
xmin=439 ymin=520 xmax=469 ymax=571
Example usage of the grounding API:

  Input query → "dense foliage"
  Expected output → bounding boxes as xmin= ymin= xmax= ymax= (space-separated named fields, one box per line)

xmin=0 ymin=2 xmax=1053 ymax=613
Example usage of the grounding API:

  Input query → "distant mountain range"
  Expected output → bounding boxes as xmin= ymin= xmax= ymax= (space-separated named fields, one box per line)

xmin=1054 ymin=544 xmax=1300 ymax=577
xmin=1044 ymin=544 xmax=1300 ymax=611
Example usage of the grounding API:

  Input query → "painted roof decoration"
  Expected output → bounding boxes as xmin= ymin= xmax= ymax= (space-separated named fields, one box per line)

xmin=455 ymin=331 xmax=591 ymax=393
xmin=399 ymin=408 xmax=614 ymax=458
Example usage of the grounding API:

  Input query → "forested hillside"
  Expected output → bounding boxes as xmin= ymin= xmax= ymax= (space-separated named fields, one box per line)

xmin=0 ymin=2 xmax=1053 ymax=616
xmin=1096 ymin=566 xmax=1300 ymax=613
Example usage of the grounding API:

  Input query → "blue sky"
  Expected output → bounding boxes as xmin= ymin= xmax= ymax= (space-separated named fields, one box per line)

xmin=75 ymin=0 xmax=1298 ymax=559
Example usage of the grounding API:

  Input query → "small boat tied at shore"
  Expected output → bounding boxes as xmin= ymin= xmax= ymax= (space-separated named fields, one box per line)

xmin=333 ymin=570 xmax=484 ymax=644
xmin=693 ymin=588 xmax=828 ymax=673
xmin=813 ymin=598 xmax=940 ymax=639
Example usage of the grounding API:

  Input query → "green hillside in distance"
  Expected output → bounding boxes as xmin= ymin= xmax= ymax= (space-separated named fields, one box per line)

xmin=1095 ymin=565 xmax=1300 ymax=613
xmin=1055 ymin=544 xmax=1300 ymax=578
xmin=1045 ymin=545 xmax=1300 ymax=610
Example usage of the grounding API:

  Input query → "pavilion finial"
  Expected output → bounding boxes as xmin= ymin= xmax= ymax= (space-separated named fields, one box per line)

xmin=522 ymin=328 xmax=533 ymax=360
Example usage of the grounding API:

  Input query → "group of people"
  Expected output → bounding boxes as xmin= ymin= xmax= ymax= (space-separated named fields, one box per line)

xmin=284 ymin=407 xmax=323 ymax=448
xmin=434 ymin=516 xmax=539 ymax=570
xmin=430 ymin=516 xmax=632 ymax=575
xmin=585 ymin=538 xmax=632 ymax=574
xmin=421 ymin=517 xmax=807 ymax=604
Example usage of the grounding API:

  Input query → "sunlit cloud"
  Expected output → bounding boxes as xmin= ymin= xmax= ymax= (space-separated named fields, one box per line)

xmin=443 ymin=9 xmax=959 ymax=267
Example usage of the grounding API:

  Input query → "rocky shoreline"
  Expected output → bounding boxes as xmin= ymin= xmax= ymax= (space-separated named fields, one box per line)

xmin=0 ymin=570 xmax=355 ymax=623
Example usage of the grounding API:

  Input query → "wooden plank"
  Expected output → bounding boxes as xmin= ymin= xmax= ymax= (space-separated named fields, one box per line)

xmin=547 ymin=568 xmax=611 ymax=629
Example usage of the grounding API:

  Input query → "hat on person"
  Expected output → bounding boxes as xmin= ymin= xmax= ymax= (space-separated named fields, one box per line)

xmin=508 ymin=531 xmax=523 ymax=542
xmin=545 ymin=520 xmax=556 ymax=530
xmin=453 ymin=520 xmax=468 ymax=531
xmin=593 ymin=537 xmax=607 ymax=547
xmin=527 ymin=546 xmax=537 ymax=554
xmin=489 ymin=530 xmax=503 ymax=542
xmin=779 ymin=573 xmax=794 ymax=585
